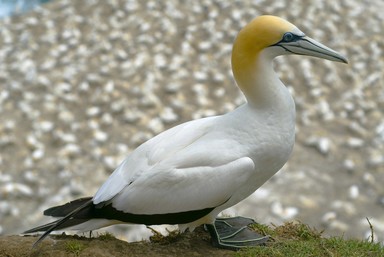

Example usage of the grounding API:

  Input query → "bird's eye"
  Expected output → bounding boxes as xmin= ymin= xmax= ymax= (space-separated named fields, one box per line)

xmin=283 ymin=32 xmax=294 ymax=42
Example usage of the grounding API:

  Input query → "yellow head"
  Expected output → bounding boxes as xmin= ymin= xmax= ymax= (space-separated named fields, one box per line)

xmin=231 ymin=15 xmax=347 ymax=94
xmin=233 ymin=15 xmax=298 ymax=58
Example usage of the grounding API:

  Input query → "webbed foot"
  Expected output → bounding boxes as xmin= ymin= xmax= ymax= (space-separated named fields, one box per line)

xmin=205 ymin=216 xmax=269 ymax=250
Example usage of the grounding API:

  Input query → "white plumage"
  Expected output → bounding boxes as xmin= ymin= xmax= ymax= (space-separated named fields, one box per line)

xmin=94 ymin=96 xmax=295 ymax=226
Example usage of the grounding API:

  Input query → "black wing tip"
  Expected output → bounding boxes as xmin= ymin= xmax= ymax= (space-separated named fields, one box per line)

xmin=44 ymin=197 xmax=93 ymax=217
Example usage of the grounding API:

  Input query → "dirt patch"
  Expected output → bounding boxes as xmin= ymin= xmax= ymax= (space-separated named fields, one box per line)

xmin=0 ymin=227 xmax=234 ymax=257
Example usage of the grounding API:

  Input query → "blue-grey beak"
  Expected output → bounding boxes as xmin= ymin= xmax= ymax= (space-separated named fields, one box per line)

xmin=278 ymin=36 xmax=348 ymax=64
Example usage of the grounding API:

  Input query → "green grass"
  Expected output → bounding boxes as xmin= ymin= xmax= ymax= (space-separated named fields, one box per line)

xmin=65 ymin=240 xmax=86 ymax=256
xmin=148 ymin=226 xmax=182 ymax=245
xmin=97 ymin=231 xmax=116 ymax=241
xmin=235 ymin=221 xmax=384 ymax=257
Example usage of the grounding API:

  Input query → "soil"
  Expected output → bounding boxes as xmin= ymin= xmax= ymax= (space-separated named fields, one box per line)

xmin=0 ymin=227 xmax=233 ymax=257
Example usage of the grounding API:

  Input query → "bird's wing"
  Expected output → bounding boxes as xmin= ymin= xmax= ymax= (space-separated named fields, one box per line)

xmin=93 ymin=116 xmax=217 ymax=204
xmin=110 ymin=155 xmax=255 ymax=215
xmin=93 ymin=116 xmax=255 ymax=214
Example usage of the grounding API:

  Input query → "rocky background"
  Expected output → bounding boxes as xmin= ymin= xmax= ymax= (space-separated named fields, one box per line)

xmin=0 ymin=0 xmax=383 ymax=243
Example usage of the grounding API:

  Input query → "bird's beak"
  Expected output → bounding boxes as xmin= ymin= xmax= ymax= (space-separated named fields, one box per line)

xmin=279 ymin=36 xmax=348 ymax=64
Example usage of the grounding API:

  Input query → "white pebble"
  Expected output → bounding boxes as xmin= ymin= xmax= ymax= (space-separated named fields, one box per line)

xmin=148 ymin=118 xmax=164 ymax=134
xmin=154 ymin=54 xmax=167 ymax=68
xmin=251 ymin=188 xmax=270 ymax=200
xmin=343 ymin=159 xmax=355 ymax=171
xmin=116 ymin=143 xmax=129 ymax=154
xmin=198 ymin=41 xmax=212 ymax=51
xmin=111 ymin=100 xmax=126 ymax=113
xmin=88 ymin=120 xmax=99 ymax=130
xmin=2 ymin=183 xmax=33 ymax=197
xmin=328 ymin=220 xmax=349 ymax=231
xmin=123 ymin=110 xmax=141 ymax=123
xmin=0 ymin=173 xmax=12 ymax=183
xmin=26 ymin=134 xmax=41 ymax=149
xmin=23 ymin=170 xmax=38 ymax=183
xmin=194 ymin=71 xmax=208 ymax=81
xmin=39 ymin=121 xmax=54 ymax=132
xmin=160 ymin=107 xmax=178 ymax=123
xmin=0 ymin=201 xmax=11 ymax=215
xmin=348 ymin=185 xmax=359 ymax=199
xmin=101 ymin=113 xmax=113 ymax=125
xmin=86 ymin=106 xmax=101 ymax=117
xmin=348 ymin=122 xmax=367 ymax=137
xmin=59 ymin=144 xmax=81 ymax=156
xmin=322 ymin=211 xmax=337 ymax=224
xmin=103 ymin=156 xmax=120 ymax=170
xmin=363 ymin=172 xmax=375 ymax=185
xmin=105 ymin=81 xmax=115 ymax=93
xmin=139 ymin=93 xmax=160 ymax=108
xmin=79 ymin=81 xmax=90 ymax=91
xmin=346 ymin=137 xmax=364 ymax=148
xmin=164 ymin=83 xmax=181 ymax=93
xmin=375 ymin=122 xmax=384 ymax=141
xmin=32 ymin=148 xmax=45 ymax=160
xmin=368 ymin=151 xmax=384 ymax=167
xmin=58 ymin=110 xmax=74 ymax=123
xmin=271 ymin=201 xmax=298 ymax=220
xmin=305 ymin=136 xmax=331 ymax=155
xmin=331 ymin=201 xmax=356 ymax=215
xmin=4 ymin=120 xmax=15 ymax=131
xmin=55 ymin=132 xmax=76 ymax=143
xmin=298 ymin=195 xmax=317 ymax=208
xmin=94 ymin=130 xmax=108 ymax=142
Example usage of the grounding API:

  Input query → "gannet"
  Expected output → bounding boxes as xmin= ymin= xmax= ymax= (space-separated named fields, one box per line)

xmin=24 ymin=15 xmax=347 ymax=249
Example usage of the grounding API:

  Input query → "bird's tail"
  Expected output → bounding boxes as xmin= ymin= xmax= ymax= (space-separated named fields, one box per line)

xmin=23 ymin=197 xmax=94 ymax=247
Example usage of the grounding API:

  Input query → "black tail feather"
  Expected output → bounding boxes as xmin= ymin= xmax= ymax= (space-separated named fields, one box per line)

xmin=24 ymin=196 xmax=217 ymax=247
xmin=24 ymin=198 xmax=94 ymax=248
xmin=23 ymin=218 xmax=90 ymax=234
xmin=23 ymin=220 xmax=59 ymax=234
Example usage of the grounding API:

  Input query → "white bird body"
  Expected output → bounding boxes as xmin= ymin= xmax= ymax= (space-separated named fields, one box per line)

xmin=25 ymin=16 xmax=347 ymax=246
xmin=92 ymin=49 xmax=296 ymax=228
xmin=95 ymin=100 xmax=295 ymax=223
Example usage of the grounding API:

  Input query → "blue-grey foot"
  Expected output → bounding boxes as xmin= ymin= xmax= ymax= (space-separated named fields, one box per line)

xmin=205 ymin=216 xmax=269 ymax=250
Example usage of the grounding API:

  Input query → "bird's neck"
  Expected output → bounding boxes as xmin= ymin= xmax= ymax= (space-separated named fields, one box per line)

xmin=232 ymin=48 xmax=291 ymax=110
xmin=230 ymin=48 xmax=296 ymax=166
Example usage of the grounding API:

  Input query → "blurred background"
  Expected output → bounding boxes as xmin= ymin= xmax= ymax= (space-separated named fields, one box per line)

xmin=0 ymin=0 xmax=50 ymax=18
xmin=0 ymin=0 xmax=383 ymax=243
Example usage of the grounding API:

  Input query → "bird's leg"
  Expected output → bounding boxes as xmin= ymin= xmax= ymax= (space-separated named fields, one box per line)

xmin=205 ymin=216 xmax=269 ymax=250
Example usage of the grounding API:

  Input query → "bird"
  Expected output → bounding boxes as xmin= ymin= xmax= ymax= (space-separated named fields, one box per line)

xmin=24 ymin=15 xmax=347 ymax=250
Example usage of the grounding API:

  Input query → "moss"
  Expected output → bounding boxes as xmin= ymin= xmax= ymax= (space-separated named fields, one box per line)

xmin=64 ymin=240 xmax=86 ymax=256
xmin=251 ymin=223 xmax=276 ymax=237
xmin=97 ymin=231 xmax=116 ymax=241
xmin=148 ymin=227 xmax=182 ymax=245
xmin=236 ymin=221 xmax=384 ymax=257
